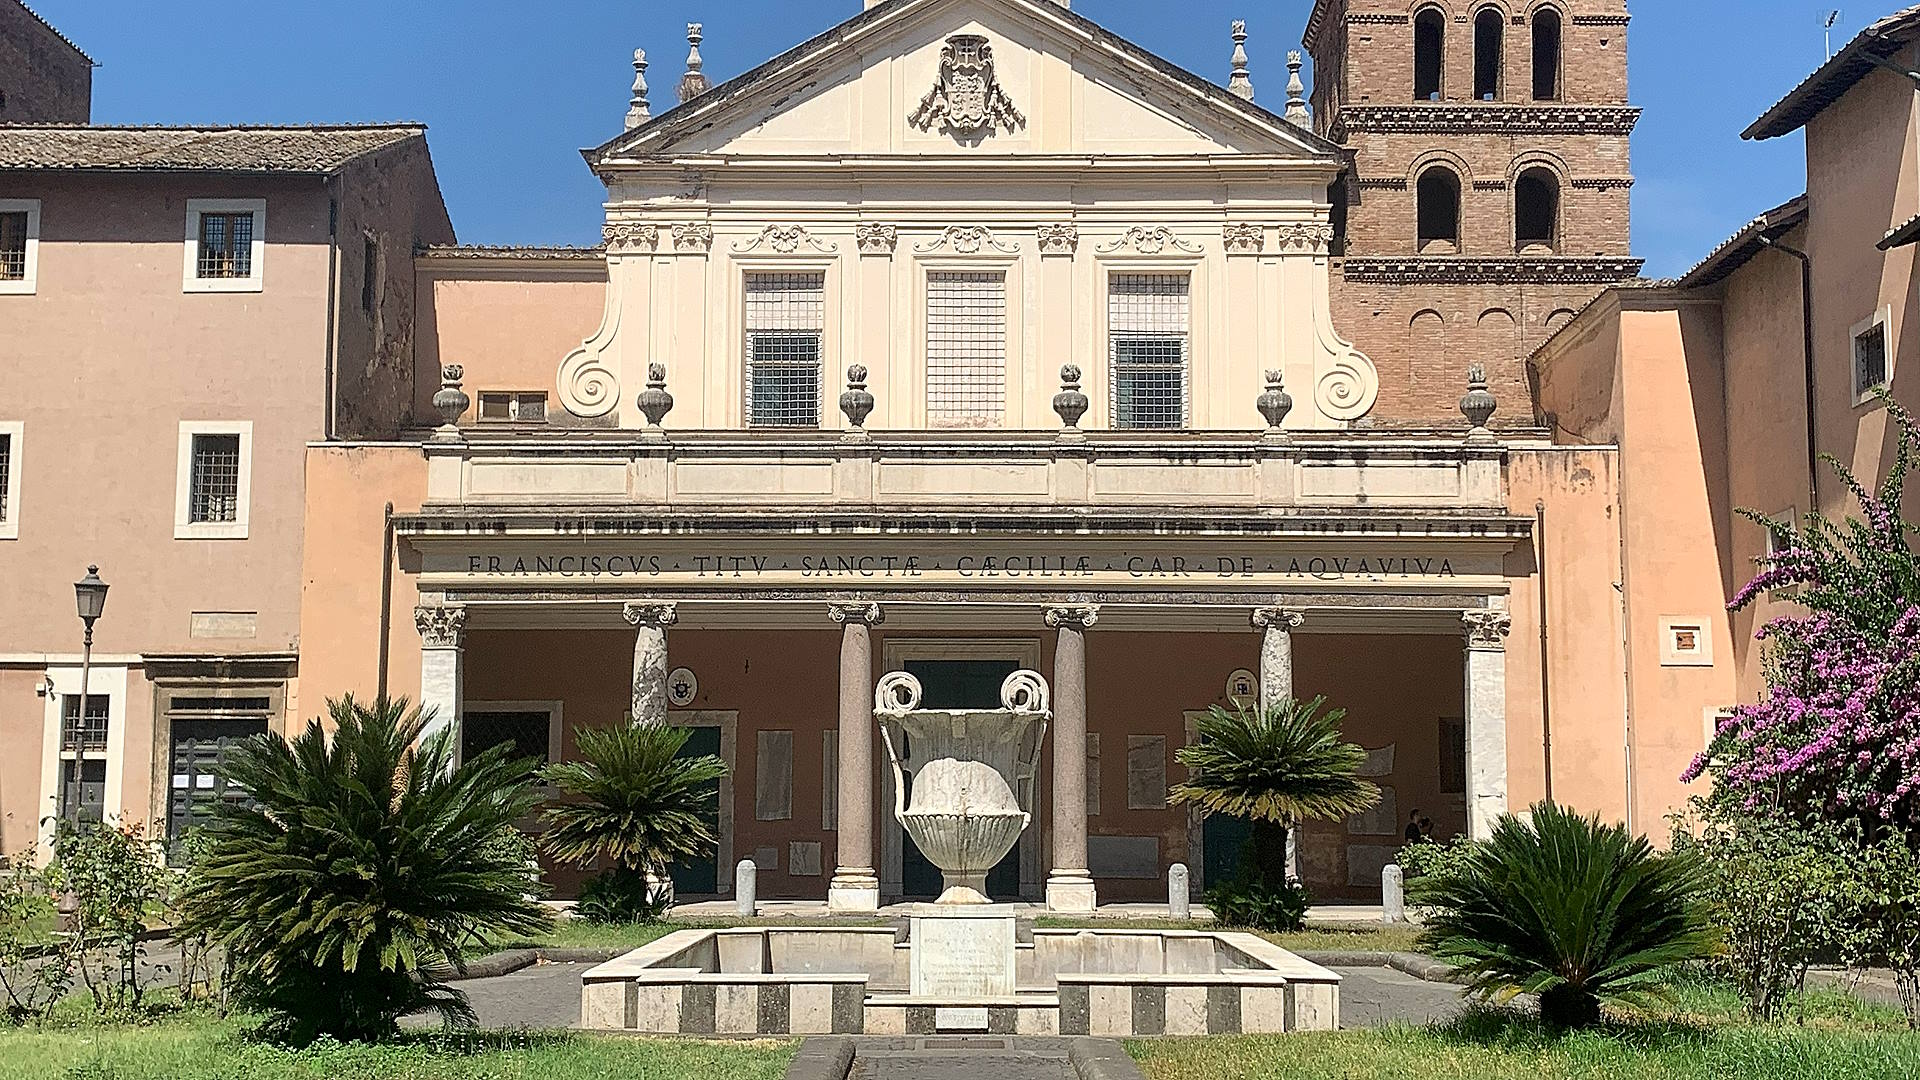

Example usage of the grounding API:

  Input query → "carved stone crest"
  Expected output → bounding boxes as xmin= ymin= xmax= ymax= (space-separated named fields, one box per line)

xmin=733 ymin=224 xmax=836 ymax=254
xmin=913 ymin=225 xmax=1019 ymax=255
xmin=1037 ymin=223 xmax=1079 ymax=256
xmin=1095 ymin=227 xmax=1203 ymax=255
xmin=910 ymin=34 xmax=1026 ymax=140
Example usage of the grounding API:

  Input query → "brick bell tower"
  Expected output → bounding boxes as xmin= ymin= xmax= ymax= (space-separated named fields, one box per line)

xmin=1304 ymin=0 xmax=1641 ymax=425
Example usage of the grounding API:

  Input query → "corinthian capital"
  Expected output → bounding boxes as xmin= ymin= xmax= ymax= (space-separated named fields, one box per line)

xmin=414 ymin=605 xmax=467 ymax=648
xmin=1463 ymin=610 xmax=1512 ymax=651
xmin=623 ymin=602 xmax=679 ymax=629
xmin=1044 ymin=604 xmax=1100 ymax=631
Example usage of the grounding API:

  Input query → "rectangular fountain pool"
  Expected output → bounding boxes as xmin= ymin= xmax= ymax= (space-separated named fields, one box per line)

xmin=580 ymin=924 xmax=1340 ymax=1037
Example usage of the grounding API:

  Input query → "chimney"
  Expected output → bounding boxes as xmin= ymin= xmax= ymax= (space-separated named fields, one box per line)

xmin=626 ymin=49 xmax=651 ymax=129
xmin=678 ymin=23 xmax=711 ymax=103
xmin=1228 ymin=21 xmax=1254 ymax=102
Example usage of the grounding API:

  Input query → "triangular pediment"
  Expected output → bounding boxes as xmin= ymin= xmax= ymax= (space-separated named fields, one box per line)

xmin=593 ymin=0 xmax=1338 ymax=165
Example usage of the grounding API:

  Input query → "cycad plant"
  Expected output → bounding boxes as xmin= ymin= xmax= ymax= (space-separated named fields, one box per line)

xmin=176 ymin=695 xmax=553 ymax=1043
xmin=1414 ymin=801 xmax=1718 ymax=1028
xmin=1171 ymin=697 xmax=1380 ymax=897
xmin=540 ymin=722 xmax=728 ymax=921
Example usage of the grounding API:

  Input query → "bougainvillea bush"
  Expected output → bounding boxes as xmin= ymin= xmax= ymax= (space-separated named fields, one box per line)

xmin=1685 ymin=395 xmax=1920 ymax=834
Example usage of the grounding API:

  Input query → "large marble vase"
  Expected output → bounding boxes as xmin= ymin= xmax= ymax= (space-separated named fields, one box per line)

xmin=875 ymin=669 xmax=1050 ymax=905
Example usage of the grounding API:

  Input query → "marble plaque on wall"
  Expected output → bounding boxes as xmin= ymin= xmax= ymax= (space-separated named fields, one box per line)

xmin=756 ymin=730 xmax=794 ymax=821
xmin=1088 ymin=835 xmax=1161 ymax=879
xmin=1346 ymin=844 xmax=1398 ymax=888
xmin=789 ymin=841 xmax=823 ymax=877
xmin=1087 ymin=733 xmax=1101 ymax=817
xmin=822 ymin=730 xmax=839 ymax=831
xmin=1127 ymin=735 xmax=1168 ymax=810
xmin=1347 ymin=785 xmax=1398 ymax=836
xmin=1357 ymin=744 xmax=1396 ymax=778
xmin=753 ymin=845 xmax=780 ymax=872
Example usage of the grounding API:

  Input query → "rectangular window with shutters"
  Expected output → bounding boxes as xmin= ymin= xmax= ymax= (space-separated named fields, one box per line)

xmin=183 ymin=199 xmax=265 ymax=292
xmin=174 ymin=422 xmax=252 ymax=539
xmin=926 ymin=271 xmax=1007 ymax=426
xmin=744 ymin=272 xmax=826 ymax=427
xmin=0 ymin=423 xmax=17 ymax=539
xmin=1109 ymin=273 xmax=1191 ymax=429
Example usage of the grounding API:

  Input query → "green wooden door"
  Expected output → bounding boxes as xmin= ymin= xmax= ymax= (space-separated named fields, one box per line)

xmin=667 ymin=724 xmax=723 ymax=896
xmin=902 ymin=659 xmax=1024 ymax=901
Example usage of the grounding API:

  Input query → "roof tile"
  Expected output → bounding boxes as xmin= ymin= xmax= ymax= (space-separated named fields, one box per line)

xmin=0 ymin=124 xmax=426 ymax=173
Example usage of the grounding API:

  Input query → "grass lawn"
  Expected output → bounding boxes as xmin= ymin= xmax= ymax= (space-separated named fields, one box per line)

xmin=0 ymin=1011 xmax=795 ymax=1080
xmin=1130 ymin=976 xmax=1920 ymax=1080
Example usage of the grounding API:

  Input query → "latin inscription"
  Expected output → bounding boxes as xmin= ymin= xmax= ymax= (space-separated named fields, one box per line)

xmin=459 ymin=552 xmax=1459 ymax=581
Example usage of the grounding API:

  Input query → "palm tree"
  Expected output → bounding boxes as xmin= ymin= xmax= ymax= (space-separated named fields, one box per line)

xmin=539 ymin=723 xmax=728 ymax=920
xmin=1414 ymin=801 xmax=1718 ymax=1028
xmin=1170 ymin=697 xmax=1380 ymax=893
xmin=175 ymin=695 xmax=552 ymax=1043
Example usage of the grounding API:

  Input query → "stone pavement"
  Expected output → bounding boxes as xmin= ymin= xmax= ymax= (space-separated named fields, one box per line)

xmin=1332 ymin=964 xmax=1468 ymax=1027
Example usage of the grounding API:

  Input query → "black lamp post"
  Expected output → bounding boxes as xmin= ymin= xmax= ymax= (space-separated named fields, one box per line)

xmin=69 ymin=566 xmax=108 ymax=755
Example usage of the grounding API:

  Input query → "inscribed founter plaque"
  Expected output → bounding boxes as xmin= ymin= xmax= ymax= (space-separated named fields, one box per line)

xmin=908 ymin=908 xmax=1018 ymax=999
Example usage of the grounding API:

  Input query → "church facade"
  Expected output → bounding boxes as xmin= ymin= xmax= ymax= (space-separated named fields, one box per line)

xmin=7 ymin=0 xmax=1800 ymax=911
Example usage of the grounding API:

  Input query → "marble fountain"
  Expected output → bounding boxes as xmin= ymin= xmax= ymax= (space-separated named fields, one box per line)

xmin=581 ymin=670 xmax=1340 ymax=1037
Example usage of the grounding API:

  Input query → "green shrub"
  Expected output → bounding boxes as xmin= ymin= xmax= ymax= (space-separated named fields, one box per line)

xmin=1399 ymin=836 xmax=1478 ymax=891
xmin=1417 ymin=801 xmax=1718 ymax=1028
xmin=1205 ymin=876 xmax=1311 ymax=932
xmin=50 ymin=821 xmax=171 ymax=1016
xmin=1848 ymin=832 xmax=1920 ymax=1027
xmin=0 ymin=849 xmax=66 ymax=1023
xmin=540 ymin=723 xmax=727 ymax=901
xmin=576 ymin=868 xmax=672 ymax=925
xmin=176 ymin=695 xmax=553 ymax=1043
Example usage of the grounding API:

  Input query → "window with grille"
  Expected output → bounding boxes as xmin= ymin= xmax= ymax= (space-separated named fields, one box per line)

xmin=1109 ymin=273 xmax=1191 ymax=429
xmin=927 ymin=271 xmax=1007 ymax=426
xmin=478 ymin=392 xmax=549 ymax=423
xmin=744 ymin=272 xmax=825 ymax=427
xmin=462 ymin=710 xmax=552 ymax=777
xmin=0 ymin=432 xmax=10 ymax=522
xmin=61 ymin=693 xmax=109 ymax=753
xmin=189 ymin=434 xmax=242 ymax=524
xmin=197 ymin=211 xmax=254 ymax=279
xmin=1855 ymin=318 xmax=1890 ymax=402
xmin=0 ymin=211 xmax=26 ymax=281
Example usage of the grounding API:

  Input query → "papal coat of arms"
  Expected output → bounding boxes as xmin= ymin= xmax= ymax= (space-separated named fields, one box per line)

xmin=910 ymin=34 xmax=1026 ymax=139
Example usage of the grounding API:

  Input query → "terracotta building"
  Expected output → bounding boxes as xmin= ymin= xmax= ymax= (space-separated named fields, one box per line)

xmin=4 ymin=0 xmax=1906 ymax=909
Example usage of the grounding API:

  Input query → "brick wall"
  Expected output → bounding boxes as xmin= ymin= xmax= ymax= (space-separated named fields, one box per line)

xmin=1308 ymin=0 xmax=1639 ymax=426
xmin=0 ymin=1 xmax=90 ymax=123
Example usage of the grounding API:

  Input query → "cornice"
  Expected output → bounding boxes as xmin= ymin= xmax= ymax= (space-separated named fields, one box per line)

xmin=1342 ymin=256 xmax=1644 ymax=285
xmin=1333 ymin=105 xmax=1641 ymax=138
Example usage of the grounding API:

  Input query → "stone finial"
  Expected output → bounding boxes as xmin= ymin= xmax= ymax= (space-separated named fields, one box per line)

xmin=1256 ymin=369 xmax=1293 ymax=435
xmin=1053 ymin=364 xmax=1090 ymax=437
xmin=840 ymin=364 xmax=875 ymax=438
xmin=626 ymin=49 xmax=651 ymax=129
xmin=1460 ymin=363 xmax=1497 ymax=437
xmin=1228 ymin=20 xmax=1255 ymax=102
xmin=678 ymin=23 xmax=711 ymax=103
xmin=431 ymin=363 xmax=468 ymax=439
xmin=637 ymin=361 xmax=674 ymax=436
xmin=1285 ymin=51 xmax=1310 ymax=125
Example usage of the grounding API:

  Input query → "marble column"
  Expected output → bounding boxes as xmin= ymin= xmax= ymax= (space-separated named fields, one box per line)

xmin=1251 ymin=607 xmax=1306 ymax=714
xmin=1045 ymin=604 xmax=1099 ymax=912
xmin=827 ymin=602 xmax=884 ymax=912
xmin=623 ymin=602 xmax=678 ymax=726
xmin=1463 ymin=609 xmax=1512 ymax=840
xmin=414 ymin=604 xmax=467 ymax=765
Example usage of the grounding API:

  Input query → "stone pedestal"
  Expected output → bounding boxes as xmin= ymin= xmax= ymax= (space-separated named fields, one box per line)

xmin=908 ymin=905 xmax=1019 ymax=1002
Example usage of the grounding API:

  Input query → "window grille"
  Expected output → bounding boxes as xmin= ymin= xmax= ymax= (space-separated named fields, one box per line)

xmin=462 ymin=710 xmax=551 ymax=777
xmin=168 ymin=695 xmax=272 ymax=714
xmin=478 ymin=392 xmax=549 ymax=423
xmin=927 ymin=271 xmax=1007 ymax=426
xmin=1109 ymin=273 xmax=1191 ymax=429
xmin=61 ymin=694 xmax=109 ymax=753
xmin=197 ymin=211 xmax=254 ymax=279
xmin=189 ymin=434 xmax=242 ymax=523
xmin=744 ymin=272 xmax=825 ymax=427
xmin=0 ymin=433 xmax=10 ymax=521
xmin=1856 ymin=322 xmax=1889 ymax=398
xmin=0 ymin=211 xmax=26 ymax=280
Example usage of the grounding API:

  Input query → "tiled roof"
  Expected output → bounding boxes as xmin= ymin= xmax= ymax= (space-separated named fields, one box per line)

xmin=12 ymin=1 xmax=93 ymax=64
xmin=1745 ymin=6 xmax=1920 ymax=140
xmin=0 ymin=124 xmax=426 ymax=173
xmin=420 ymin=245 xmax=605 ymax=260
xmin=1881 ymin=213 xmax=1920 ymax=250
xmin=1674 ymin=194 xmax=1810 ymax=288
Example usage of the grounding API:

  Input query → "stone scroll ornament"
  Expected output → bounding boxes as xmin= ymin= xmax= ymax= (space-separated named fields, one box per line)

xmin=910 ymin=35 xmax=1027 ymax=139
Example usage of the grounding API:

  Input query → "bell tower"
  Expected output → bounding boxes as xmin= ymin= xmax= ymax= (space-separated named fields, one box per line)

xmin=1304 ymin=1 xmax=1641 ymax=424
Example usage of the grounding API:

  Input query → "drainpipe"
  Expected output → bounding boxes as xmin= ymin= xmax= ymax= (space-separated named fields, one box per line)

xmin=1757 ymin=235 xmax=1819 ymax=512
xmin=378 ymin=502 xmax=395 ymax=701
xmin=1535 ymin=499 xmax=1554 ymax=804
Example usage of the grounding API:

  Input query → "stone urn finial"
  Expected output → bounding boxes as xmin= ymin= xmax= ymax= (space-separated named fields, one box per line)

xmin=1054 ymin=364 xmax=1089 ymax=438
xmin=637 ymin=362 xmax=674 ymax=437
xmin=1460 ymin=363 xmax=1497 ymax=437
xmin=840 ymin=364 xmax=875 ymax=438
xmin=431 ymin=364 xmax=468 ymax=440
xmin=1256 ymin=369 xmax=1293 ymax=435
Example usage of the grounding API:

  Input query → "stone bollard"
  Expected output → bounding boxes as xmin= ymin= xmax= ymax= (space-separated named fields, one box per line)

xmin=735 ymin=859 xmax=757 ymax=919
xmin=1168 ymin=862 xmax=1191 ymax=921
xmin=1382 ymin=862 xmax=1406 ymax=924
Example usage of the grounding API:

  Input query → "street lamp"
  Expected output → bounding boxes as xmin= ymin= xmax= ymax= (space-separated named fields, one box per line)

xmin=68 ymin=566 xmax=108 ymax=757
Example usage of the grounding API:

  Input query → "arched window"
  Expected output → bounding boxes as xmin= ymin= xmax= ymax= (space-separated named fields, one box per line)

xmin=1474 ymin=8 xmax=1504 ymax=101
xmin=1532 ymin=8 xmax=1563 ymax=101
xmin=1515 ymin=167 xmax=1560 ymax=251
xmin=1417 ymin=167 xmax=1462 ymax=253
xmin=1414 ymin=8 xmax=1445 ymax=100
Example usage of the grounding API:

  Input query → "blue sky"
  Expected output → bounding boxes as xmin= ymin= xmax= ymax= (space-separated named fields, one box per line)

xmin=28 ymin=0 xmax=1846 ymax=276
